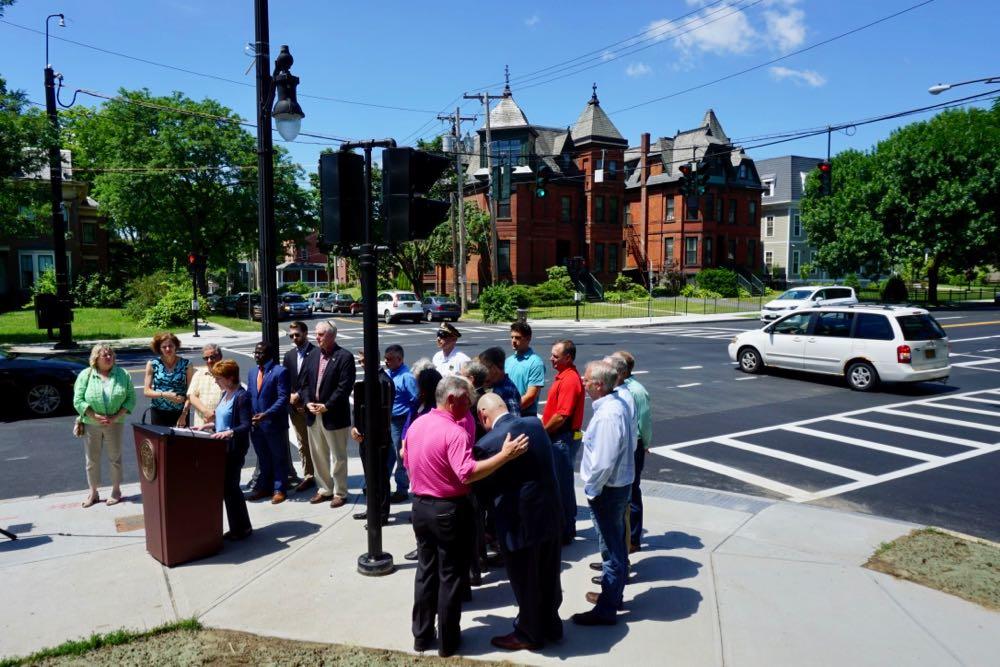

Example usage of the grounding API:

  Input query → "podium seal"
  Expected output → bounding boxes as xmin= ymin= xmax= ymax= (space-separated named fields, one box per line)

xmin=140 ymin=439 xmax=157 ymax=482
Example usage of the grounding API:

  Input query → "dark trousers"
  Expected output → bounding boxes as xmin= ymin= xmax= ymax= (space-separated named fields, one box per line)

xmin=590 ymin=484 xmax=631 ymax=619
xmin=412 ymin=495 xmax=473 ymax=653
xmin=149 ymin=407 xmax=182 ymax=427
xmin=629 ymin=442 xmax=646 ymax=548
xmin=251 ymin=427 xmax=287 ymax=493
xmin=503 ymin=537 xmax=563 ymax=644
xmin=359 ymin=440 xmax=390 ymax=519
xmin=224 ymin=440 xmax=251 ymax=534
xmin=550 ymin=430 xmax=578 ymax=542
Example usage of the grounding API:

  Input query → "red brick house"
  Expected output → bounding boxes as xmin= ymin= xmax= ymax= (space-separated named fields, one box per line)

xmin=624 ymin=111 xmax=764 ymax=283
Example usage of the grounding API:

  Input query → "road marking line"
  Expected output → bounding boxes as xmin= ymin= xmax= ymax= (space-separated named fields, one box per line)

xmin=783 ymin=425 xmax=939 ymax=462
xmin=676 ymin=383 xmax=701 ymax=388
xmin=943 ymin=319 xmax=1000 ymax=328
xmin=874 ymin=407 xmax=1000 ymax=433
xmin=5 ymin=456 xmax=28 ymax=461
xmin=949 ymin=334 xmax=1000 ymax=343
xmin=651 ymin=448 xmax=809 ymax=499
xmin=681 ymin=365 xmax=702 ymax=370
xmin=833 ymin=417 xmax=992 ymax=449
xmin=715 ymin=436 xmax=874 ymax=481
xmin=734 ymin=376 xmax=758 ymax=381
xmin=792 ymin=443 xmax=1000 ymax=503
xmin=632 ymin=370 xmax=649 ymax=375
xmin=952 ymin=396 xmax=1000 ymax=407
xmin=934 ymin=316 xmax=965 ymax=320
xmin=920 ymin=402 xmax=1000 ymax=417
xmin=952 ymin=359 xmax=1000 ymax=368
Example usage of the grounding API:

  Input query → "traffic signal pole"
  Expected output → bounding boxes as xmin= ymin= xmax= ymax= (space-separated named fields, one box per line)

xmin=437 ymin=108 xmax=475 ymax=312
xmin=464 ymin=91 xmax=504 ymax=285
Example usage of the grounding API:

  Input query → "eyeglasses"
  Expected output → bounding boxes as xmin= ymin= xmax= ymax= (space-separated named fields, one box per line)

xmin=203 ymin=354 xmax=220 ymax=362
xmin=436 ymin=331 xmax=451 ymax=339
xmin=288 ymin=332 xmax=303 ymax=338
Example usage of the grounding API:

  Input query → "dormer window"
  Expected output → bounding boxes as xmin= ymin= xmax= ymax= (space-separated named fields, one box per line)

xmin=491 ymin=139 xmax=525 ymax=166
xmin=738 ymin=163 xmax=748 ymax=179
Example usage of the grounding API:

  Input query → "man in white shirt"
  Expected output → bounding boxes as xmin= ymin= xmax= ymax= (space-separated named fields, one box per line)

xmin=431 ymin=322 xmax=470 ymax=377
xmin=573 ymin=360 xmax=633 ymax=627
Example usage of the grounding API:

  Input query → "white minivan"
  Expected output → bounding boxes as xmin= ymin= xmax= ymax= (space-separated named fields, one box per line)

xmin=730 ymin=305 xmax=950 ymax=391
xmin=306 ymin=291 xmax=333 ymax=313
xmin=760 ymin=285 xmax=858 ymax=322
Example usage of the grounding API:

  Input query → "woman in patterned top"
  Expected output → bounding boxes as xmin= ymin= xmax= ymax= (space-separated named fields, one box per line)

xmin=143 ymin=332 xmax=194 ymax=426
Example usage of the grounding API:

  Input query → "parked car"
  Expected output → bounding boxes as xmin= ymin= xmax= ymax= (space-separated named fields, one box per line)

xmin=252 ymin=293 xmax=310 ymax=321
xmin=234 ymin=292 xmax=258 ymax=318
xmin=306 ymin=291 xmax=333 ymax=313
xmin=760 ymin=286 xmax=858 ymax=322
xmin=0 ymin=350 xmax=85 ymax=417
xmin=730 ymin=305 xmax=950 ymax=392
xmin=320 ymin=293 xmax=357 ymax=314
xmin=422 ymin=295 xmax=461 ymax=322
xmin=376 ymin=290 xmax=422 ymax=324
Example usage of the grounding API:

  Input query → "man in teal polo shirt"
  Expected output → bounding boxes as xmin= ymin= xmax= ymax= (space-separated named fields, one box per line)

xmin=613 ymin=350 xmax=651 ymax=553
xmin=505 ymin=321 xmax=546 ymax=417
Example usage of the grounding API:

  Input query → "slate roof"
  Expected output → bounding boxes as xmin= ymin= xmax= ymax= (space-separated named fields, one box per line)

xmin=569 ymin=88 xmax=627 ymax=147
xmin=487 ymin=95 xmax=531 ymax=130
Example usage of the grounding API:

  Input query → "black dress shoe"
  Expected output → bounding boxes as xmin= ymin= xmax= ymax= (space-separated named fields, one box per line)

xmin=589 ymin=561 xmax=603 ymax=571
xmin=353 ymin=511 xmax=367 ymax=520
xmin=404 ymin=548 xmax=418 ymax=561
xmin=591 ymin=575 xmax=604 ymax=585
xmin=571 ymin=610 xmax=616 ymax=626
xmin=362 ymin=516 xmax=388 ymax=529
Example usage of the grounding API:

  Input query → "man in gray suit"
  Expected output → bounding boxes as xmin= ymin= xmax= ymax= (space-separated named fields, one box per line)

xmin=474 ymin=392 xmax=563 ymax=652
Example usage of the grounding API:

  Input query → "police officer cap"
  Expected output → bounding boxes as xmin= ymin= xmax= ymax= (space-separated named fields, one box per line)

xmin=438 ymin=322 xmax=461 ymax=339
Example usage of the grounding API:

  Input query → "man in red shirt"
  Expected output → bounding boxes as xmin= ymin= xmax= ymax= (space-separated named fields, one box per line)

xmin=404 ymin=375 xmax=528 ymax=658
xmin=541 ymin=339 xmax=585 ymax=545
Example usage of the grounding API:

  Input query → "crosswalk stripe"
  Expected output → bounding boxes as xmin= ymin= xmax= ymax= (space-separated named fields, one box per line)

xmin=874 ymin=407 xmax=1000 ymax=433
xmin=715 ymin=436 xmax=874 ymax=481
xmin=832 ymin=416 xmax=992 ymax=448
xmin=921 ymin=402 xmax=1000 ymax=417
xmin=952 ymin=396 xmax=1000 ymax=407
xmin=652 ymin=448 xmax=810 ymax=499
xmin=782 ymin=425 xmax=939 ymax=462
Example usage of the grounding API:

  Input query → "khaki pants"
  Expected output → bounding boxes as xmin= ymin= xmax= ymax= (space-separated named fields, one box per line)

xmin=84 ymin=422 xmax=123 ymax=489
xmin=308 ymin=422 xmax=349 ymax=498
xmin=289 ymin=409 xmax=314 ymax=478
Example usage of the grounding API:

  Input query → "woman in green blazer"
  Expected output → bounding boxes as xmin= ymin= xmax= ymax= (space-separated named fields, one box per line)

xmin=73 ymin=344 xmax=136 ymax=507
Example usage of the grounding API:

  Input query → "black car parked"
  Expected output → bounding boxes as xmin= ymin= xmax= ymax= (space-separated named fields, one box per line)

xmin=0 ymin=350 xmax=86 ymax=417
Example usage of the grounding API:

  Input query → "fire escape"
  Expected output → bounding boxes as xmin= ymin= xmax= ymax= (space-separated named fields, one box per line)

xmin=624 ymin=219 xmax=649 ymax=288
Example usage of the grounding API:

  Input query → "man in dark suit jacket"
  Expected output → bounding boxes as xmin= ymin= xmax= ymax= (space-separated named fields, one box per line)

xmin=247 ymin=341 xmax=290 ymax=504
xmin=283 ymin=320 xmax=317 ymax=493
xmin=298 ymin=320 xmax=356 ymax=507
xmin=474 ymin=392 xmax=563 ymax=652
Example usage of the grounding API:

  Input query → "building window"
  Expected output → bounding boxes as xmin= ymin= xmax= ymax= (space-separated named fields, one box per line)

xmin=609 ymin=197 xmax=619 ymax=225
xmin=491 ymin=139 xmax=525 ymax=166
xmin=748 ymin=201 xmax=757 ymax=226
xmin=791 ymin=250 xmax=800 ymax=276
xmin=765 ymin=250 xmax=773 ymax=272
xmin=609 ymin=244 xmax=618 ymax=274
xmin=624 ymin=203 xmax=631 ymax=226
xmin=595 ymin=196 xmax=605 ymax=222
xmin=727 ymin=239 xmax=737 ymax=262
xmin=715 ymin=197 xmax=723 ymax=223
xmin=704 ymin=237 xmax=713 ymax=266
xmin=704 ymin=194 xmax=715 ymax=221
xmin=81 ymin=222 xmax=97 ymax=245
xmin=762 ymin=178 xmax=775 ymax=197
xmin=738 ymin=164 xmax=748 ymax=179
xmin=607 ymin=160 xmax=617 ymax=177
xmin=498 ymin=201 xmax=511 ymax=218
xmin=792 ymin=211 xmax=801 ymax=237
xmin=685 ymin=197 xmax=699 ymax=220
xmin=666 ymin=197 xmax=675 ymax=221
xmin=498 ymin=240 xmax=511 ymax=275
xmin=562 ymin=152 xmax=572 ymax=169
xmin=561 ymin=196 xmax=571 ymax=222
xmin=298 ymin=247 xmax=309 ymax=261
xmin=684 ymin=237 xmax=697 ymax=266
xmin=664 ymin=237 xmax=674 ymax=267
xmin=19 ymin=251 xmax=56 ymax=288
xmin=765 ymin=216 xmax=774 ymax=237
xmin=728 ymin=199 xmax=737 ymax=224
xmin=594 ymin=243 xmax=605 ymax=272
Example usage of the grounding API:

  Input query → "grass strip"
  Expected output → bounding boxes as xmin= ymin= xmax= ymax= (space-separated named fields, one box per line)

xmin=0 ymin=618 xmax=201 ymax=667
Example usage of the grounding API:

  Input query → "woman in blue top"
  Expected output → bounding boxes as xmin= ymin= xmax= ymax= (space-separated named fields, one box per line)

xmin=73 ymin=344 xmax=136 ymax=507
xmin=143 ymin=332 xmax=193 ymax=427
xmin=197 ymin=358 xmax=253 ymax=540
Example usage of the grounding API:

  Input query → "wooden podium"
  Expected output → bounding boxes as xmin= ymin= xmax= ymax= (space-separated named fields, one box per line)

xmin=133 ymin=424 xmax=227 ymax=566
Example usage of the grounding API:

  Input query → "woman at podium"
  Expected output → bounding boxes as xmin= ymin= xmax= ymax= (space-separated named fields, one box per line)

xmin=143 ymin=332 xmax=193 ymax=427
xmin=202 ymin=358 xmax=253 ymax=541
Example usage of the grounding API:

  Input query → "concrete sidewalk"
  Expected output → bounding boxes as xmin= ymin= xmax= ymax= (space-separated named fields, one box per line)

xmin=2 ymin=465 xmax=996 ymax=666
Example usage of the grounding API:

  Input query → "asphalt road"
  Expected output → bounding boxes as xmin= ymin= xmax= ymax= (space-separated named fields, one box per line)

xmin=3 ymin=306 xmax=999 ymax=541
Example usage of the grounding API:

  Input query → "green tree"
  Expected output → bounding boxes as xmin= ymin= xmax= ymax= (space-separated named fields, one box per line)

xmin=63 ymin=89 xmax=314 ymax=288
xmin=0 ymin=75 xmax=52 ymax=236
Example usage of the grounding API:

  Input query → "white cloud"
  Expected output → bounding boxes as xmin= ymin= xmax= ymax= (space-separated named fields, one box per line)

xmin=769 ymin=65 xmax=826 ymax=87
xmin=764 ymin=7 xmax=806 ymax=51
xmin=524 ymin=15 xmax=540 ymax=28
xmin=644 ymin=2 xmax=758 ymax=57
xmin=601 ymin=50 xmax=617 ymax=61
xmin=626 ymin=62 xmax=653 ymax=77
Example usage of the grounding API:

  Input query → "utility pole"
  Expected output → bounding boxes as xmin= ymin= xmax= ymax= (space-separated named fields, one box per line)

xmin=463 ymin=90 xmax=504 ymax=286
xmin=438 ymin=108 xmax=475 ymax=311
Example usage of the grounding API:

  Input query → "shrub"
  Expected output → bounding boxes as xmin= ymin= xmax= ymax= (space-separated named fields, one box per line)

xmin=29 ymin=267 xmax=57 ymax=305
xmin=843 ymin=273 xmax=862 ymax=290
xmin=280 ymin=281 xmax=313 ymax=295
xmin=680 ymin=284 xmax=723 ymax=299
xmin=140 ymin=283 xmax=194 ymax=329
xmin=881 ymin=275 xmax=909 ymax=303
xmin=479 ymin=285 xmax=517 ymax=323
xmin=694 ymin=268 xmax=739 ymax=298
xmin=531 ymin=279 xmax=574 ymax=305
xmin=546 ymin=265 xmax=575 ymax=292
xmin=507 ymin=284 xmax=534 ymax=308
xmin=124 ymin=270 xmax=176 ymax=321
xmin=651 ymin=286 xmax=674 ymax=298
xmin=73 ymin=273 xmax=125 ymax=307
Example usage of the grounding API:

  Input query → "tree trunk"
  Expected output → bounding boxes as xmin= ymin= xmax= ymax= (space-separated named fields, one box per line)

xmin=927 ymin=256 xmax=939 ymax=304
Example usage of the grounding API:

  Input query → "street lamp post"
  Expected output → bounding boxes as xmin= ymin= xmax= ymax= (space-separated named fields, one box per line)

xmin=928 ymin=76 xmax=1000 ymax=95
xmin=253 ymin=0 xmax=304 ymax=361
xmin=44 ymin=13 xmax=74 ymax=349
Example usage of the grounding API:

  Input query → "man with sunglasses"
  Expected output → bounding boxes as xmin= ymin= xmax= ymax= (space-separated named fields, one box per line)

xmin=432 ymin=322 xmax=470 ymax=377
xmin=183 ymin=343 xmax=223 ymax=428
xmin=283 ymin=321 xmax=317 ymax=493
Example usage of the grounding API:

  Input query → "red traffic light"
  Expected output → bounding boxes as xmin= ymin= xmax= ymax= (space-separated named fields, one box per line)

xmin=187 ymin=252 xmax=196 ymax=265
xmin=678 ymin=163 xmax=693 ymax=177
xmin=817 ymin=161 xmax=831 ymax=173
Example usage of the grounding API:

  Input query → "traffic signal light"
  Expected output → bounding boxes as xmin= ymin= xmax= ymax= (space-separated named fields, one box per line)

xmin=535 ymin=167 xmax=547 ymax=198
xmin=187 ymin=252 xmax=197 ymax=274
xmin=319 ymin=150 xmax=365 ymax=245
xmin=817 ymin=161 xmax=832 ymax=196
xmin=693 ymin=168 xmax=710 ymax=196
xmin=382 ymin=147 xmax=452 ymax=242
xmin=678 ymin=162 xmax=693 ymax=196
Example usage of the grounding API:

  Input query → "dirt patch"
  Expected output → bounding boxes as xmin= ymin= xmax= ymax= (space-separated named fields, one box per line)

xmin=864 ymin=527 xmax=1000 ymax=610
xmin=27 ymin=628 xmax=522 ymax=666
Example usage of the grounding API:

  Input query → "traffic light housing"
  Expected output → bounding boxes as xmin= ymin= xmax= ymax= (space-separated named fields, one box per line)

xmin=187 ymin=252 xmax=197 ymax=273
xmin=382 ymin=147 xmax=452 ymax=242
xmin=319 ymin=150 xmax=365 ymax=245
xmin=535 ymin=166 xmax=547 ymax=198
xmin=678 ymin=162 xmax=693 ymax=196
xmin=817 ymin=161 xmax=832 ymax=197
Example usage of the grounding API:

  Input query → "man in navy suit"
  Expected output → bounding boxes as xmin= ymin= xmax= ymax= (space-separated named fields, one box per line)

xmin=474 ymin=392 xmax=563 ymax=652
xmin=247 ymin=341 xmax=290 ymax=504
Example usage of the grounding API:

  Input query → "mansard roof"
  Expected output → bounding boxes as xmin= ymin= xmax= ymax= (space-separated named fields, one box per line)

xmin=569 ymin=85 xmax=627 ymax=147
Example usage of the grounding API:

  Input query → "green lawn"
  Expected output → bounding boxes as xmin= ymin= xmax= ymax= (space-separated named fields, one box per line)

xmin=0 ymin=308 xmax=162 ymax=346
xmin=202 ymin=314 xmax=260 ymax=332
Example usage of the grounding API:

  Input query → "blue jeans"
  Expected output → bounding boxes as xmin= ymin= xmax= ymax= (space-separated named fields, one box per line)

xmin=589 ymin=484 xmax=631 ymax=619
xmin=550 ymin=430 xmax=578 ymax=541
xmin=388 ymin=413 xmax=409 ymax=494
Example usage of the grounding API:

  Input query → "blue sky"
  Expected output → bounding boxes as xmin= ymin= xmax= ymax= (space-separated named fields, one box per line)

xmin=2 ymin=0 xmax=997 ymax=172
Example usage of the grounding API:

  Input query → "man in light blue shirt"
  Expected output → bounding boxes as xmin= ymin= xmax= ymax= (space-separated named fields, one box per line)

xmin=614 ymin=351 xmax=652 ymax=553
xmin=384 ymin=344 xmax=417 ymax=502
xmin=505 ymin=322 xmax=545 ymax=417
xmin=573 ymin=360 xmax=633 ymax=627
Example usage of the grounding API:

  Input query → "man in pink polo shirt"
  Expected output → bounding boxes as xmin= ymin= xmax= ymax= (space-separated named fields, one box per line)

xmin=403 ymin=375 xmax=528 ymax=658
